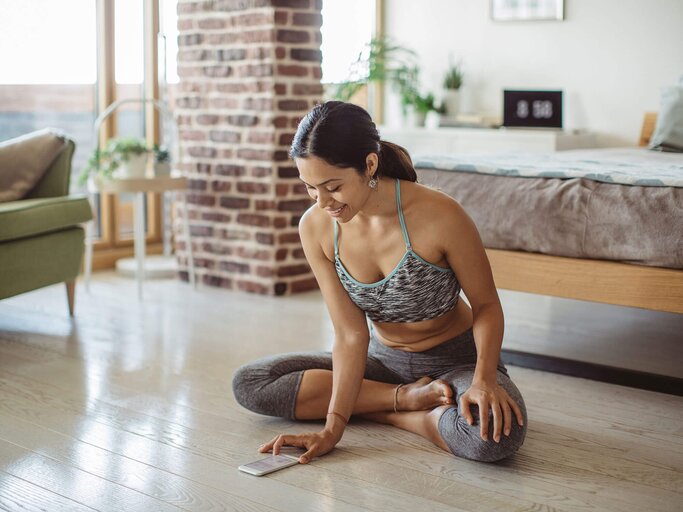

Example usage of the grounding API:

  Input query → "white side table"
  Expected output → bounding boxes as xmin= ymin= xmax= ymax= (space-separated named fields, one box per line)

xmin=84 ymin=174 xmax=196 ymax=298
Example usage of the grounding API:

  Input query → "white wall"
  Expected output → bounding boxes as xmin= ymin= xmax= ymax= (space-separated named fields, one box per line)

xmin=383 ymin=0 xmax=683 ymax=147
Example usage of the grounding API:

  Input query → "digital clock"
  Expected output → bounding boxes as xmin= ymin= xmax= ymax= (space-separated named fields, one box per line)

xmin=503 ymin=90 xmax=563 ymax=129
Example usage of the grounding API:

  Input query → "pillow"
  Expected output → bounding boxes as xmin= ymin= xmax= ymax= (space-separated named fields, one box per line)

xmin=649 ymin=86 xmax=683 ymax=152
xmin=0 ymin=128 xmax=67 ymax=203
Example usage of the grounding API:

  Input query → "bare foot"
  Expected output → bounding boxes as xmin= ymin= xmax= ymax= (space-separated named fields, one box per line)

xmin=396 ymin=376 xmax=454 ymax=412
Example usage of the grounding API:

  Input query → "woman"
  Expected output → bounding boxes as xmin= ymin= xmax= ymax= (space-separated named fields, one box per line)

xmin=232 ymin=101 xmax=527 ymax=464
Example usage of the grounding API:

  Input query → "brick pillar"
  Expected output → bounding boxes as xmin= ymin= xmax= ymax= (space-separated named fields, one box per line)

xmin=175 ymin=0 xmax=322 ymax=295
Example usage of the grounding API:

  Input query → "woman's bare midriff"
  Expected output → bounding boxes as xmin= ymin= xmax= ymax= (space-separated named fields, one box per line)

xmin=372 ymin=297 xmax=474 ymax=352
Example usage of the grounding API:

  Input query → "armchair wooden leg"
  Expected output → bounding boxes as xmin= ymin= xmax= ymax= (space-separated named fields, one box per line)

xmin=65 ymin=280 xmax=75 ymax=317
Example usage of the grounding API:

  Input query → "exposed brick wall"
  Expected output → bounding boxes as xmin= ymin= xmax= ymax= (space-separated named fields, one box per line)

xmin=175 ymin=0 xmax=322 ymax=295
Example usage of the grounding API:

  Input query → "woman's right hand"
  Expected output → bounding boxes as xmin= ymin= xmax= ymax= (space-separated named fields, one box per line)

xmin=258 ymin=428 xmax=342 ymax=464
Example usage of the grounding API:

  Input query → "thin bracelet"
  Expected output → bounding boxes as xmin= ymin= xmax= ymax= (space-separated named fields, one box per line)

xmin=327 ymin=411 xmax=348 ymax=424
xmin=393 ymin=383 xmax=405 ymax=413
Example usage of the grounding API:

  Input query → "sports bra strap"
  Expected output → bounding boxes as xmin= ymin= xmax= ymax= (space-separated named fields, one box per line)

xmin=395 ymin=179 xmax=412 ymax=250
xmin=334 ymin=180 xmax=411 ymax=257
xmin=333 ymin=219 xmax=339 ymax=257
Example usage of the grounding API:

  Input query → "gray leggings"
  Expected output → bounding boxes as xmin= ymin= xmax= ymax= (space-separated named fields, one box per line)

xmin=232 ymin=327 xmax=528 ymax=462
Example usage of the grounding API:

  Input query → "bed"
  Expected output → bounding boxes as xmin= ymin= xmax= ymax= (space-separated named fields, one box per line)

xmin=411 ymin=114 xmax=683 ymax=394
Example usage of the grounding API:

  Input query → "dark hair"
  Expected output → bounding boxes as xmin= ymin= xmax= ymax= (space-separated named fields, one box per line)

xmin=289 ymin=101 xmax=417 ymax=182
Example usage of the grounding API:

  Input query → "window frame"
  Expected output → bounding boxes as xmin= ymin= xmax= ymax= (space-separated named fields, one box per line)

xmin=91 ymin=0 xmax=164 ymax=269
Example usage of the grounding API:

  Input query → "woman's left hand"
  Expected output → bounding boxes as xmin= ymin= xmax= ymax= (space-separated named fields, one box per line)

xmin=459 ymin=380 xmax=524 ymax=443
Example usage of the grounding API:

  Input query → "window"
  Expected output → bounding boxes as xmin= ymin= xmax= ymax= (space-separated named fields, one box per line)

xmin=160 ymin=0 xmax=180 ymax=87
xmin=115 ymin=0 xmax=146 ymax=239
xmin=320 ymin=0 xmax=375 ymax=84
xmin=0 ymin=0 xmax=97 ymax=194
xmin=320 ymin=0 xmax=383 ymax=120
xmin=0 ymin=0 xmax=167 ymax=268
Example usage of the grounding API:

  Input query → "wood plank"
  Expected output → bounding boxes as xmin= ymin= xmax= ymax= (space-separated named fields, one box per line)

xmin=0 ymin=440 xmax=181 ymax=512
xmin=639 ymin=112 xmax=658 ymax=147
xmin=486 ymin=248 xmax=683 ymax=314
xmin=0 ymin=377 xmax=366 ymax=512
xmin=0 ymin=414 xmax=277 ymax=512
xmin=0 ymin=471 xmax=98 ymax=512
xmin=0 ymin=378 xmax=363 ymax=511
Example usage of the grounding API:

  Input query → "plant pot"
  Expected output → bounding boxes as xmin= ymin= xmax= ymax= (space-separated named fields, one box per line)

xmin=154 ymin=162 xmax=171 ymax=176
xmin=425 ymin=111 xmax=441 ymax=129
xmin=413 ymin=111 xmax=427 ymax=127
xmin=116 ymin=153 xmax=148 ymax=179
xmin=442 ymin=89 xmax=461 ymax=119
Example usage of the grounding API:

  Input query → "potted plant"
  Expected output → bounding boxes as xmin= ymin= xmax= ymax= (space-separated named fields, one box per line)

xmin=108 ymin=137 xmax=149 ymax=178
xmin=332 ymin=36 xmax=448 ymax=127
xmin=78 ymin=137 xmax=149 ymax=185
xmin=330 ymin=36 xmax=421 ymax=106
xmin=401 ymin=89 xmax=445 ymax=127
xmin=153 ymin=144 xmax=171 ymax=176
xmin=442 ymin=62 xmax=464 ymax=119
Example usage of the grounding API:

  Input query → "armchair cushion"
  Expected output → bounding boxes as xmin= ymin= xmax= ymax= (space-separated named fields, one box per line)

xmin=0 ymin=128 xmax=68 ymax=203
xmin=0 ymin=227 xmax=85 ymax=300
xmin=0 ymin=196 xmax=92 ymax=243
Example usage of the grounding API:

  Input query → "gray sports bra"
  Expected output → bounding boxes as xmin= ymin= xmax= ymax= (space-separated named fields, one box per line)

xmin=334 ymin=179 xmax=461 ymax=323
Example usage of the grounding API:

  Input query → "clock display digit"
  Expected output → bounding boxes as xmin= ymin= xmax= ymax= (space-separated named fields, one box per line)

xmin=516 ymin=100 xmax=529 ymax=118
xmin=532 ymin=100 xmax=553 ymax=119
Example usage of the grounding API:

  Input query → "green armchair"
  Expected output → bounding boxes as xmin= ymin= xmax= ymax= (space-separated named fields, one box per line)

xmin=0 ymin=133 xmax=93 ymax=315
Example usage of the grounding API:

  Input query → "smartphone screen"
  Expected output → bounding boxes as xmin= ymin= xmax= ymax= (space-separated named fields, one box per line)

xmin=238 ymin=454 xmax=300 ymax=476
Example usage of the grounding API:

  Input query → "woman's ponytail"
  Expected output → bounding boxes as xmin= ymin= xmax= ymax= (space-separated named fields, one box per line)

xmin=376 ymin=140 xmax=417 ymax=182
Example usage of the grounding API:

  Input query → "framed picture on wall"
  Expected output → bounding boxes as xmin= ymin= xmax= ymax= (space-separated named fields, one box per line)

xmin=491 ymin=0 xmax=564 ymax=21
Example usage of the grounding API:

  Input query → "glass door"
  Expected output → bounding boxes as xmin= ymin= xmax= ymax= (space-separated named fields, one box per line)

xmin=0 ymin=0 xmax=97 ymax=197
xmin=114 ymin=0 xmax=147 ymax=242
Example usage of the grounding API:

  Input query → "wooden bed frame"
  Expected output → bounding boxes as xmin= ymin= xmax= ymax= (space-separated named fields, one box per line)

xmin=487 ymin=113 xmax=683 ymax=395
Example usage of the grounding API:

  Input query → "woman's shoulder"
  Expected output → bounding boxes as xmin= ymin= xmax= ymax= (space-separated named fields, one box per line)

xmin=402 ymin=180 xmax=476 ymax=251
xmin=300 ymin=203 xmax=327 ymax=234
xmin=403 ymin=180 xmax=465 ymax=222
xmin=299 ymin=204 xmax=336 ymax=260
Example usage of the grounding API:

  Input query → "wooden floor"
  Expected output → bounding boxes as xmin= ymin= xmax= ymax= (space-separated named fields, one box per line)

xmin=0 ymin=272 xmax=682 ymax=512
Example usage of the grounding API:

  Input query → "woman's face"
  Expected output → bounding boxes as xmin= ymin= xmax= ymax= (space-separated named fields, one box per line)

xmin=295 ymin=155 xmax=377 ymax=223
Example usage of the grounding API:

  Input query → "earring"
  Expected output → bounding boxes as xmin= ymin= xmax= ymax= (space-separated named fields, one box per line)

xmin=368 ymin=177 xmax=378 ymax=189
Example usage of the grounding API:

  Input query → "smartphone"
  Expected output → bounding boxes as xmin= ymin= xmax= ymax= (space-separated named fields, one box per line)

xmin=238 ymin=454 xmax=300 ymax=476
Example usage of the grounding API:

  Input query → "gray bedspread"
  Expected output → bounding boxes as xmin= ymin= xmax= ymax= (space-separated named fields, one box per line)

xmin=415 ymin=167 xmax=683 ymax=269
xmin=414 ymin=148 xmax=683 ymax=187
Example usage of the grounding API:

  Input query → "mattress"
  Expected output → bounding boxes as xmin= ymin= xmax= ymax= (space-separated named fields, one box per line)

xmin=414 ymin=148 xmax=683 ymax=269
